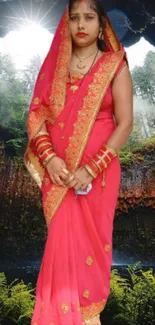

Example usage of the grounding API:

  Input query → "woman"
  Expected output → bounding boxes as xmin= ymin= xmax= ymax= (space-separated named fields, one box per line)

xmin=24 ymin=0 xmax=133 ymax=324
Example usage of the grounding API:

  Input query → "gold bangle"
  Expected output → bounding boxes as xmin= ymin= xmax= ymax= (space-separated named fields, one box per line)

xmin=96 ymin=154 xmax=107 ymax=168
xmin=105 ymin=145 xmax=117 ymax=156
xmin=33 ymin=131 xmax=49 ymax=140
xmin=91 ymin=159 xmax=102 ymax=172
xmin=43 ymin=153 xmax=57 ymax=167
xmin=84 ymin=164 xmax=98 ymax=179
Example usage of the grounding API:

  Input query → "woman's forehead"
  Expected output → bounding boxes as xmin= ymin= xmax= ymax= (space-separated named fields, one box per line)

xmin=70 ymin=1 xmax=96 ymax=13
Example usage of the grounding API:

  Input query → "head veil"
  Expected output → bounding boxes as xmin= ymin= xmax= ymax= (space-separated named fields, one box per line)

xmin=24 ymin=2 xmax=127 ymax=188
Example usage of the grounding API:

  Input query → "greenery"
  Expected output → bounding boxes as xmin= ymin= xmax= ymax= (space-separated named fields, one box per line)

xmin=0 ymin=53 xmax=41 ymax=157
xmin=0 ymin=263 xmax=154 ymax=325
xmin=119 ymin=135 xmax=155 ymax=166
xmin=103 ymin=262 xmax=155 ymax=325
xmin=0 ymin=272 xmax=35 ymax=324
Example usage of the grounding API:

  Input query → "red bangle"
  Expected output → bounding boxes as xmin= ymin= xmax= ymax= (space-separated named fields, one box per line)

xmin=99 ymin=149 xmax=114 ymax=161
xmin=101 ymin=154 xmax=111 ymax=165
xmin=35 ymin=138 xmax=52 ymax=149
xmin=34 ymin=135 xmax=51 ymax=146
xmin=37 ymin=144 xmax=53 ymax=156
xmin=86 ymin=145 xmax=117 ymax=177
xmin=88 ymin=160 xmax=100 ymax=174
xmin=40 ymin=148 xmax=55 ymax=163
xmin=92 ymin=156 xmax=107 ymax=169
xmin=100 ymin=145 xmax=117 ymax=157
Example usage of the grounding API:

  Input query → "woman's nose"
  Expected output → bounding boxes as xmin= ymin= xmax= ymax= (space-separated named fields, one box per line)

xmin=78 ymin=18 xmax=85 ymax=29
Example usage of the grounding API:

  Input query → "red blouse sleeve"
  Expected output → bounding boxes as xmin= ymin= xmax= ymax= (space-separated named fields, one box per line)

xmin=113 ymin=59 xmax=127 ymax=79
xmin=113 ymin=51 xmax=128 ymax=80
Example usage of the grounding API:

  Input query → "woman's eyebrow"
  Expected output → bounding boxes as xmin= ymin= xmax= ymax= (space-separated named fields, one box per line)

xmin=70 ymin=12 xmax=96 ymax=15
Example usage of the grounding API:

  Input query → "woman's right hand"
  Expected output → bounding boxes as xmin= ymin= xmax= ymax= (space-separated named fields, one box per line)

xmin=46 ymin=156 xmax=70 ymax=186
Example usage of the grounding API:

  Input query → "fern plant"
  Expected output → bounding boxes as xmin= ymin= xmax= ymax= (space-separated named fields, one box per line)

xmin=0 ymin=272 xmax=35 ymax=324
xmin=102 ymin=262 xmax=155 ymax=325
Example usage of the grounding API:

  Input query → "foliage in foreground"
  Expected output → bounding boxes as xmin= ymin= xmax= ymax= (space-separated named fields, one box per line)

xmin=0 ymin=273 xmax=35 ymax=324
xmin=0 ymin=262 xmax=155 ymax=325
xmin=102 ymin=262 xmax=155 ymax=325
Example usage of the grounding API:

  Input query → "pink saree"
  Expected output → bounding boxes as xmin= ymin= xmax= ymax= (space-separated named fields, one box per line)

xmin=24 ymin=5 xmax=128 ymax=325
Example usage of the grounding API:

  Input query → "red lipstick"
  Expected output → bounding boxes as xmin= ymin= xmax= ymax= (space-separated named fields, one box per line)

xmin=76 ymin=32 xmax=88 ymax=37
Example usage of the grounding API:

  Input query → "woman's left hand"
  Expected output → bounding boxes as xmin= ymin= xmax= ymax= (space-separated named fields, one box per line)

xmin=64 ymin=166 xmax=93 ymax=191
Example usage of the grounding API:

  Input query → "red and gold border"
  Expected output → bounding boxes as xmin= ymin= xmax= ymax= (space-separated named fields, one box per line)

xmin=65 ymin=51 xmax=124 ymax=172
xmin=49 ymin=11 xmax=72 ymax=122
xmin=80 ymin=299 xmax=106 ymax=321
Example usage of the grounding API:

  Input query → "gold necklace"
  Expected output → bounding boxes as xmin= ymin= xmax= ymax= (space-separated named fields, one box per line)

xmin=73 ymin=49 xmax=98 ymax=69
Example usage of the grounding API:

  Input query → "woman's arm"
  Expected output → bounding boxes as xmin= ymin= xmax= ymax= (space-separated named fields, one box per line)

xmin=33 ymin=121 xmax=69 ymax=186
xmin=106 ymin=64 xmax=133 ymax=152
xmin=37 ymin=122 xmax=47 ymax=133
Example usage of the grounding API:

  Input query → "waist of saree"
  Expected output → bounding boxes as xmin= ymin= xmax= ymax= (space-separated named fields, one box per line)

xmin=96 ymin=110 xmax=113 ymax=120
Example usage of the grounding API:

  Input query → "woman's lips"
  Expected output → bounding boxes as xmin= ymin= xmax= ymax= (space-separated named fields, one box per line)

xmin=76 ymin=33 xmax=88 ymax=38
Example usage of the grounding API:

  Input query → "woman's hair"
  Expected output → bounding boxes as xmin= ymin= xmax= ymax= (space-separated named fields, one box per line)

xmin=68 ymin=0 xmax=106 ymax=51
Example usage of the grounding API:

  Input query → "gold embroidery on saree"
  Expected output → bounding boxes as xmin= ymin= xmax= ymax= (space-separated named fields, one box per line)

xmin=24 ymin=104 xmax=53 ymax=188
xmin=86 ymin=256 xmax=94 ymax=266
xmin=32 ymin=97 xmax=40 ymax=105
xmin=27 ymin=105 xmax=53 ymax=140
xmin=58 ymin=122 xmax=65 ymax=129
xmin=61 ymin=301 xmax=69 ymax=313
xmin=104 ymin=15 xmax=120 ymax=52
xmin=24 ymin=148 xmax=44 ymax=188
xmin=104 ymin=244 xmax=111 ymax=252
xmin=80 ymin=299 xmax=106 ymax=320
xmin=70 ymin=85 xmax=79 ymax=92
xmin=83 ymin=289 xmax=90 ymax=299
xmin=43 ymin=186 xmax=68 ymax=226
xmin=49 ymin=12 xmax=72 ymax=122
xmin=83 ymin=314 xmax=101 ymax=325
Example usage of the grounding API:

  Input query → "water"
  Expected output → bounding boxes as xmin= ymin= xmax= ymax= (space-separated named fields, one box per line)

xmin=1 ymin=258 xmax=154 ymax=286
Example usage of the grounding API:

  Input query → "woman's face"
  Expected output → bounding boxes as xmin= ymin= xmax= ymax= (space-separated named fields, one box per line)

xmin=69 ymin=1 xmax=100 ymax=48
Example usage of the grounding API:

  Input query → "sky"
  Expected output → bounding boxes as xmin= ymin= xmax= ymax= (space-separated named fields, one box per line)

xmin=0 ymin=23 xmax=155 ymax=71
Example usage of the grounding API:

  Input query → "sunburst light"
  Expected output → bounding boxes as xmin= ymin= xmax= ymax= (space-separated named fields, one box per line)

xmin=0 ymin=0 xmax=61 ymax=68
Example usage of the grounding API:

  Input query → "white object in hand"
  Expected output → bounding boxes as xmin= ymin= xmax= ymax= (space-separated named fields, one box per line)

xmin=75 ymin=183 xmax=92 ymax=196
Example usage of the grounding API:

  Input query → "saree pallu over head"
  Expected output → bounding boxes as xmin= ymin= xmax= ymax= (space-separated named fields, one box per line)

xmin=24 ymin=4 xmax=128 ymax=228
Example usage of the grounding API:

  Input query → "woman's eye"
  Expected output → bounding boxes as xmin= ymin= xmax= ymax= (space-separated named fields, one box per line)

xmin=70 ymin=16 xmax=78 ymax=21
xmin=86 ymin=16 xmax=94 ymax=20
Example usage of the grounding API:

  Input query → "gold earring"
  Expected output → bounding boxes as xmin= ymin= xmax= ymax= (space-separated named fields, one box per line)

xmin=98 ymin=29 xmax=104 ymax=40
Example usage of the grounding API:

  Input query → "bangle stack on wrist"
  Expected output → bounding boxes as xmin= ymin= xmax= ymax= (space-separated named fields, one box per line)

xmin=33 ymin=131 xmax=57 ymax=167
xmin=84 ymin=145 xmax=117 ymax=179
